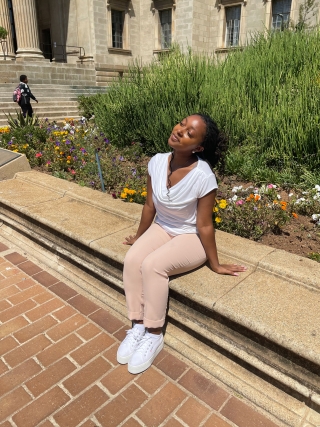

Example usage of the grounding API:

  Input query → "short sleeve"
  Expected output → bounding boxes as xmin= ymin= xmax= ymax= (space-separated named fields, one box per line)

xmin=148 ymin=153 xmax=161 ymax=177
xmin=197 ymin=172 xmax=218 ymax=198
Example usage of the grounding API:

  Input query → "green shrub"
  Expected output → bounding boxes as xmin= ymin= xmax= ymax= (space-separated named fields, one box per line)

xmin=88 ymin=30 xmax=320 ymax=186
xmin=0 ymin=26 xmax=8 ymax=40
xmin=78 ymin=94 xmax=100 ymax=119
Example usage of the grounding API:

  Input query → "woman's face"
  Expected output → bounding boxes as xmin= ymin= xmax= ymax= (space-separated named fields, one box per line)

xmin=168 ymin=115 xmax=206 ymax=154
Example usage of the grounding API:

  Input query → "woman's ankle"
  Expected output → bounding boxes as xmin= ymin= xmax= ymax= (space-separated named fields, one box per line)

xmin=147 ymin=327 xmax=162 ymax=335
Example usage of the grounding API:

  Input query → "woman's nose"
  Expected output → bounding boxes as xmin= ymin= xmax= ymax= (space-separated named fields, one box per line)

xmin=176 ymin=127 xmax=183 ymax=136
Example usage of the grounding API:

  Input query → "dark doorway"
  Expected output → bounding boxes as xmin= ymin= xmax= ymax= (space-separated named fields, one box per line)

xmin=7 ymin=0 xmax=17 ymax=52
xmin=41 ymin=28 xmax=52 ymax=60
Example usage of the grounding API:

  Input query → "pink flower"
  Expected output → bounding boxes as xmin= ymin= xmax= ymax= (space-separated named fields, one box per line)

xmin=236 ymin=199 xmax=244 ymax=205
xmin=46 ymin=161 xmax=51 ymax=165
xmin=71 ymin=170 xmax=76 ymax=175
xmin=35 ymin=152 xmax=42 ymax=158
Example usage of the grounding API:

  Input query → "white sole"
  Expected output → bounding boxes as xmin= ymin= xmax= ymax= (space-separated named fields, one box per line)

xmin=128 ymin=339 xmax=164 ymax=374
xmin=117 ymin=353 xmax=132 ymax=364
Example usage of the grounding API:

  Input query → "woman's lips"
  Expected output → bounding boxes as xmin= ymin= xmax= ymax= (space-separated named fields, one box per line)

xmin=171 ymin=133 xmax=179 ymax=142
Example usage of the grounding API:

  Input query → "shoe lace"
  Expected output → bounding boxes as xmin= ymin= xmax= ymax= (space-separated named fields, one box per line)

xmin=135 ymin=334 xmax=153 ymax=355
xmin=124 ymin=327 xmax=143 ymax=346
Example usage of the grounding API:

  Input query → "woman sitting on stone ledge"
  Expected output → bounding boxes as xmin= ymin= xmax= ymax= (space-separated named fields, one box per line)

xmin=118 ymin=114 xmax=247 ymax=374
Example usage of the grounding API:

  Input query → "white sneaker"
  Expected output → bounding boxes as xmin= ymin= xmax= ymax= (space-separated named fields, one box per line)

xmin=117 ymin=323 xmax=145 ymax=364
xmin=128 ymin=332 xmax=164 ymax=374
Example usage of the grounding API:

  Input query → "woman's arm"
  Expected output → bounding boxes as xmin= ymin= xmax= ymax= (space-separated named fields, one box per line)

xmin=197 ymin=190 xmax=246 ymax=276
xmin=123 ymin=174 xmax=156 ymax=245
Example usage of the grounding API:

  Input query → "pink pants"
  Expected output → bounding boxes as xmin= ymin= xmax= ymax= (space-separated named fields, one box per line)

xmin=123 ymin=223 xmax=207 ymax=328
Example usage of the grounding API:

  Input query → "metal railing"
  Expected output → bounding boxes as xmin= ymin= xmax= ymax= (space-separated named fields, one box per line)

xmin=40 ymin=43 xmax=86 ymax=63
xmin=0 ymin=40 xmax=8 ymax=60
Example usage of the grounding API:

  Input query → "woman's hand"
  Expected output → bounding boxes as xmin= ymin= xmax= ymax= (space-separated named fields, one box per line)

xmin=123 ymin=234 xmax=138 ymax=245
xmin=211 ymin=263 xmax=247 ymax=276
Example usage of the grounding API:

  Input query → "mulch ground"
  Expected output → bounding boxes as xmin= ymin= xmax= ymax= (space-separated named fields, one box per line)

xmin=0 ymin=239 xmax=280 ymax=427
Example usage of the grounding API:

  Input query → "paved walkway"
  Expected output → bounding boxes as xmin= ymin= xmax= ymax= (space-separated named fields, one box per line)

xmin=0 ymin=240 xmax=280 ymax=427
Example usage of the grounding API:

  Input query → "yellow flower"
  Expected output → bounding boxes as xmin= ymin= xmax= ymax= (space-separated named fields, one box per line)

xmin=141 ymin=191 xmax=147 ymax=197
xmin=12 ymin=149 xmax=19 ymax=152
xmin=123 ymin=188 xmax=130 ymax=194
xmin=129 ymin=198 xmax=133 ymax=202
xmin=218 ymin=199 xmax=227 ymax=209
xmin=213 ymin=207 xmax=219 ymax=213
xmin=127 ymin=189 xmax=136 ymax=196
xmin=55 ymin=146 xmax=59 ymax=150
xmin=0 ymin=126 xmax=10 ymax=133
xmin=120 ymin=192 xmax=128 ymax=199
xmin=67 ymin=160 xmax=70 ymax=164
xmin=215 ymin=217 xmax=222 ymax=223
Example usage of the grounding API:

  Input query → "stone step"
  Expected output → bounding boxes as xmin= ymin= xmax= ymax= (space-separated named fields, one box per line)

xmin=0 ymin=111 xmax=81 ymax=126
xmin=0 ymin=170 xmax=319 ymax=427
xmin=0 ymin=83 xmax=106 ymax=89
xmin=2 ymin=101 xmax=78 ymax=107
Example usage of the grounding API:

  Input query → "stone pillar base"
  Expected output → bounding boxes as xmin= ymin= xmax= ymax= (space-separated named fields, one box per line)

xmin=16 ymin=48 xmax=45 ymax=60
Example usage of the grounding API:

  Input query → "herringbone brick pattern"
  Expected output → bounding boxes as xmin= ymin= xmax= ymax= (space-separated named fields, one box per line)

xmin=0 ymin=241 xmax=280 ymax=427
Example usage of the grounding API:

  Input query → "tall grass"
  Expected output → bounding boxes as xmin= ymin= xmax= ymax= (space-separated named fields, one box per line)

xmin=87 ymin=30 xmax=320 ymax=186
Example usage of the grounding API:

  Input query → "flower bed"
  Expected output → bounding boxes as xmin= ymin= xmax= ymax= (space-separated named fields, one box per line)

xmin=0 ymin=118 xmax=319 ymax=260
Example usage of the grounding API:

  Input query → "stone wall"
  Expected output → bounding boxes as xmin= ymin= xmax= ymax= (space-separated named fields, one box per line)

xmin=2 ymin=0 xmax=320 ymax=68
xmin=0 ymin=62 xmax=96 ymax=85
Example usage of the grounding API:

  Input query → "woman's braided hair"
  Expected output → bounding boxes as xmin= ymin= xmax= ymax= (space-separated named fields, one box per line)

xmin=193 ymin=113 xmax=228 ymax=171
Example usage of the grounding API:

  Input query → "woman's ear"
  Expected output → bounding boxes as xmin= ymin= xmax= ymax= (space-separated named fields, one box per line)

xmin=195 ymin=146 xmax=204 ymax=152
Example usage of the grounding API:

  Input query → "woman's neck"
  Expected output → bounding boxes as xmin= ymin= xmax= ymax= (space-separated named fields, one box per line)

xmin=170 ymin=151 xmax=197 ymax=168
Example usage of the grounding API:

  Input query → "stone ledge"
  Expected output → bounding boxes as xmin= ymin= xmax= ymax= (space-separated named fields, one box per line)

xmin=0 ymin=171 xmax=319 ymax=410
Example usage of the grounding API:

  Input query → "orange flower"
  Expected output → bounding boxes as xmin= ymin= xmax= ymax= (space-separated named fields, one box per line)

xmin=246 ymin=194 xmax=255 ymax=202
xmin=292 ymin=212 xmax=298 ymax=219
xmin=254 ymin=194 xmax=261 ymax=201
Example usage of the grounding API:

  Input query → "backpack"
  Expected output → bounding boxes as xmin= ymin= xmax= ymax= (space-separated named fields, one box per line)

xmin=13 ymin=85 xmax=21 ymax=103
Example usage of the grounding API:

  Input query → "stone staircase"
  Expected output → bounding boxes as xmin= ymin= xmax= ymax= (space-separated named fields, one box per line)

xmin=0 ymin=83 xmax=106 ymax=126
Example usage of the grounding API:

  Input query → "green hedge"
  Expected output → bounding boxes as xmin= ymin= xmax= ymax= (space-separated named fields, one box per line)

xmin=79 ymin=31 xmax=320 ymax=186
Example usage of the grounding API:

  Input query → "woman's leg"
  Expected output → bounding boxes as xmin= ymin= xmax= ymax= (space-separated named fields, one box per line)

xmin=123 ymin=223 xmax=172 ymax=322
xmin=127 ymin=232 xmax=206 ymax=374
xmin=141 ymin=233 xmax=207 ymax=328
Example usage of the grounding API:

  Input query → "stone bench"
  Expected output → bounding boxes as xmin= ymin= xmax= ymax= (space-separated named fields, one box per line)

xmin=0 ymin=171 xmax=319 ymax=427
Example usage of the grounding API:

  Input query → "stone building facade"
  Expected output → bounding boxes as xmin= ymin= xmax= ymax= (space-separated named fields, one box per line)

xmin=0 ymin=0 xmax=319 ymax=78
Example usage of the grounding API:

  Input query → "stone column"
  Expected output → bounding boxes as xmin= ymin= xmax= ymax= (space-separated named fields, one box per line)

xmin=0 ymin=0 xmax=15 ymax=59
xmin=11 ymin=0 xmax=44 ymax=59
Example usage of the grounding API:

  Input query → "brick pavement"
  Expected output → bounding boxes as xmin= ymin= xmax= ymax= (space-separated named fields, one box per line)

xmin=0 ymin=241 xmax=280 ymax=427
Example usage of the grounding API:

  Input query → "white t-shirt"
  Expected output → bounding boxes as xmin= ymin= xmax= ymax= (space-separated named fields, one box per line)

xmin=148 ymin=152 xmax=218 ymax=236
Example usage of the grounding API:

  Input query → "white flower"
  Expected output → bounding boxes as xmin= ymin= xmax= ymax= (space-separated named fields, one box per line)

xmin=313 ymin=194 xmax=320 ymax=200
xmin=253 ymin=188 xmax=259 ymax=194
xmin=277 ymin=195 xmax=281 ymax=199
xmin=231 ymin=185 xmax=243 ymax=193
xmin=314 ymin=185 xmax=320 ymax=191
xmin=302 ymin=191 xmax=309 ymax=195
xmin=312 ymin=214 xmax=320 ymax=221
xmin=295 ymin=197 xmax=305 ymax=204
xmin=231 ymin=195 xmax=238 ymax=201
xmin=288 ymin=193 xmax=293 ymax=197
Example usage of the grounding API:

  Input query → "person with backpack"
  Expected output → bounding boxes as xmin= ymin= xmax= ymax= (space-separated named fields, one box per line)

xmin=13 ymin=75 xmax=38 ymax=118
